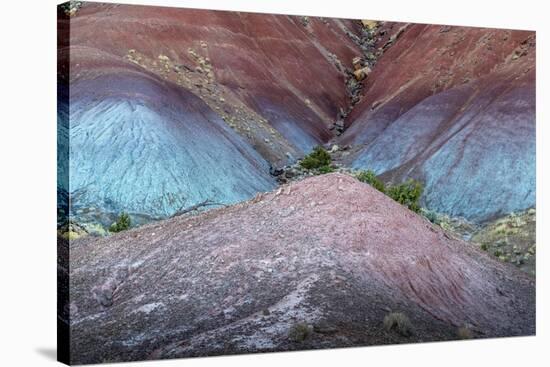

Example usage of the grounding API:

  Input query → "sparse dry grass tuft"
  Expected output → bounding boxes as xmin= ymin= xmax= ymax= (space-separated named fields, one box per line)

xmin=457 ymin=326 xmax=473 ymax=339
xmin=288 ymin=322 xmax=311 ymax=342
xmin=383 ymin=312 xmax=413 ymax=336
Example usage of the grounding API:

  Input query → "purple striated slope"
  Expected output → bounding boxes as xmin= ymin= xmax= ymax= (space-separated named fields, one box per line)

xmin=340 ymin=24 xmax=535 ymax=221
xmin=67 ymin=2 xmax=362 ymax=153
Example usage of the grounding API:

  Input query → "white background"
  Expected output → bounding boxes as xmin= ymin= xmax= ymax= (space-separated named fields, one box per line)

xmin=0 ymin=0 xmax=547 ymax=366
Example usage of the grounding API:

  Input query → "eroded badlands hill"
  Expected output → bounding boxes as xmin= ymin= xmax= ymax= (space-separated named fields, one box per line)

xmin=69 ymin=174 xmax=535 ymax=364
xmin=58 ymin=2 xmax=363 ymax=222
xmin=339 ymin=23 xmax=535 ymax=221
xmin=59 ymin=4 xmax=536 ymax=224
xmin=63 ymin=2 xmax=361 ymax=154
xmin=65 ymin=67 xmax=276 ymax=223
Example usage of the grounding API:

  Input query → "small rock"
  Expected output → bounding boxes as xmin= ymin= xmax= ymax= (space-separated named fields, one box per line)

xmin=285 ymin=170 xmax=296 ymax=179
xmin=223 ymin=306 xmax=236 ymax=320
xmin=352 ymin=56 xmax=363 ymax=70
xmin=361 ymin=20 xmax=378 ymax=30
xmin=353 ymin=66 xmax=372 ymax=81
xmin=269 ymin=166 xmax=284 ymax=176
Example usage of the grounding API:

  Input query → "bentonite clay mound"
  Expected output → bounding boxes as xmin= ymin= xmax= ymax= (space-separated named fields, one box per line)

xmin=64 ymin=2 xmax=362 ymax=153
xmin=58 ymin=2 xmax=364 ymax=223
xmin=69 ymin=173 xmax=534 ymax=364
xmin=338 ymin=24 xmax=535 ymax=221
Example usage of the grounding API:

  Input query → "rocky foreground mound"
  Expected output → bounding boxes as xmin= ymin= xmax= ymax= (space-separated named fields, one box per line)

xmin=69 ymin=173 xmax=534 ymax=364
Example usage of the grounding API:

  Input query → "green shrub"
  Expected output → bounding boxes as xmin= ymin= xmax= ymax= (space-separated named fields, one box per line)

xmin=83 ymin=223 xmax=108 ymax=237
xmin=356 ymin=170 xmax=386 ymax=193
xmin=354 ymin=170 xmax=425 ymax=213
xmin=109 ymin=212 xmax=131 ymax=233
xmin=383 ymin=312 xmax=413 ymax=336
xmin=318 ymin=165 xmax=335 ymax=174
xmin=420 ymin=208 xmax=440 ymax=224
xmin=387 ymin=179 xmax=423 ymax=213
xmin=288 ymin=322 xmax=311 ymax=342
xmin=62 ymin=230 xmax=82 ymax=241
xmin=300 ymin=146 xmax=331 ymax=170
